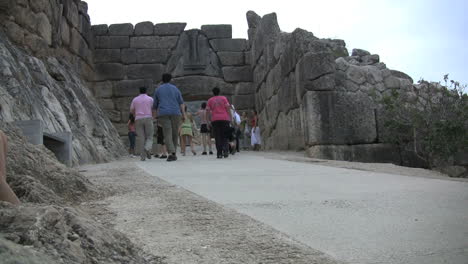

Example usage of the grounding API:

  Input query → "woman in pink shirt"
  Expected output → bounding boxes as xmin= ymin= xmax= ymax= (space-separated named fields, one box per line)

xmin=206 ymin=87 xmax=232 ymax=158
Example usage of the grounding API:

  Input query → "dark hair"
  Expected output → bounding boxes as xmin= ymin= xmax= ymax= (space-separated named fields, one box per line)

xmin=139 ymin=87 xmax=147 ymax=94
xmin=201 ymin=102 xmax=207 ymax=109
xmin=162 ymin=73 xmax=172 ymax=83
xmin=212 ymin=87 xmax=220 ymax=96
xmin=129 ymin=113 xmax=135 ymax=123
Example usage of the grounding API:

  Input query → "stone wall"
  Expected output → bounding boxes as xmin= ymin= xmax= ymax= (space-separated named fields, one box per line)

xmin=1 ymin=0 xmax=94 ymax=81
xmin=91 ymin=22 xmax=255 ymax=140
xmin=0 ymin=0 xmax=126 ymax=165
xmin=248 ymin=11 xmax=413 ymax=164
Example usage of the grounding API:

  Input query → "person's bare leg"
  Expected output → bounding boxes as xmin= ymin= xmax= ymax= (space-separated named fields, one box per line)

xmin=0 ymin=131 xmax=20 ymax=205
xmin=180 ymin=136 xmax=186 ymax=155
xmin=189 ymin=136 xmax=196 ymax=155
xmin=202 ymin=134 xmax=207 ymax=153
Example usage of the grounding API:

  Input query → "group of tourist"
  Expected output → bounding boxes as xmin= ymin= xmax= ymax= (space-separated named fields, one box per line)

xmin=128 ymin=73 xmax=261 ymax=162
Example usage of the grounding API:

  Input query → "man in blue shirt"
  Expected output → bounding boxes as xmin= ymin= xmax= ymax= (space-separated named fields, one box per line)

xmin=153 ymin=73 xmax=185 ymax=161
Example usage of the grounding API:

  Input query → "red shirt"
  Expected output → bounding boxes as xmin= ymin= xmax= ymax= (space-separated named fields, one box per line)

xmin=207 ymin=96 xmax=231 ymax=121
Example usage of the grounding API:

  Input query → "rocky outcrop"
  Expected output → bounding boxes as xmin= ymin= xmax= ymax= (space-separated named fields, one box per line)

xmin=248 ymin=11 xmax=414 ymax=164
xmin=0 ymin=0 xmax=126 ymax=165
xmin=0 ymin=32 xmax=125 ymax=165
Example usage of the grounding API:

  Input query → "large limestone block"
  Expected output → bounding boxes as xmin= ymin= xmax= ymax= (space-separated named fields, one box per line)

xmin=121 ymin=48 xmax=136 ymax=64
xmin=167 ymin=30 xmax=222 ymax=77
xmin=92 ymin=81 xmax=113 ymax=98
xmin=217 ymin=52 xmax=244 ymax=66
xmin=302 ymin=91 xmax=377 ymax=145
xmin=296 ymin=52 xmax=336 ymax=88
xmin=94 ymin=49 xmax=120 ymax=63
xmin=70 ymin=28 xmax=89 ymax=59
xmin=279 ymin=29 xmax=321 ymax=77
xmin=246 ymin=10 xmax=261 ymax=29
xmin=171 ymin=76 xmax=234 ymax=101
xmin=130 ymin=36 xmax=178 ymax=49
xmin=234 ymin=82 xmax=254 ymax=95
xmin=306 ymin=143 xmax=401 ymax=163
xmin=351 ymin=48 xmax=370 ymax=57
xmin=134 ymin=21 xmax=154 ymax=36
xmin=137 ymin=49 xmax=169 ymax=64
xmin=63 ymin=0 xmax=79 ymax=28
xmin=113 ymin=79 xmax=154 ymax=97
xmin=232 ymin=94 xmax=255 ymax=110
xmin=99 ymin=98 xmax=115 ymax=110
xmin=210 ymin=39 xmax=247 ymax=52
xmin=127 ymin=64 xmax=164 ymax=81
xmin=36 ymin=12 xmax=52 ymax=45
xmin=251 ymin=13 xmax=281 ymax=62
xmin=346 ymin=65 xmax=367 ymax=84
xmin=265 ymin=64 xmax=281 ymax=99
xmin=78 ymin=14 xmax=93 ymax=46
xmin=95 ymin=36 xmax=129 ymax=49
xmin=278 ymin=75 xmax=298 ymax=113
xmin=154 ymin=23 xmax=187 ymax=36
xmin=108 ymin=23 xmax=134 ymax=36
xmin=91 ymin=24 xmax=108 ymax=35
xmin=286 ymin=108 xmax=305 ymax=150
xmin=95 ymin=63 xmax=125 ymax=81
xmin=222 ymin=66 xmax=253 ymax=82
xmin=114 ymin=97 xmax=134 ymax=111
xmin=201 ymin=24 xmax=232 ymax=39
xmin=4 ymin=21 xmax=25 ymax=45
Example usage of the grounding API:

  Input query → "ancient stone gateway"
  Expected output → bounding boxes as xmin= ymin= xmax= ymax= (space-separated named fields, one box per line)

xmin=89 ymin=11 xmax=421 ymax=165
xmin=91 ymin=22 xmax=255 ymax=143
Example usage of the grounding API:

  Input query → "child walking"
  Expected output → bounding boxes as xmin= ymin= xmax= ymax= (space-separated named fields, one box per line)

xmin=179 ymin=106 xmax=196 ymax=156
xmin=127 ymin=113 xmax=136 ymax=156
xmin=195 ymin=102 xmax=213 ymax=155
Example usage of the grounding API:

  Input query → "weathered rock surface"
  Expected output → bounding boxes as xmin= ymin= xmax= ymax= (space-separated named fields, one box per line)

xmin=0 ymin=32 xmax=125 ymax=165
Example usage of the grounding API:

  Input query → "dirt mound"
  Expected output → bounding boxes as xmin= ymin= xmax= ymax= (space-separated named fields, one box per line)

xmin=0 ymin=123 xmax=96 ymax=204
xmin=0 ymin=123 xmax=165 ymax=263
xmin=0 ymin=202 xmax=163 ymax=264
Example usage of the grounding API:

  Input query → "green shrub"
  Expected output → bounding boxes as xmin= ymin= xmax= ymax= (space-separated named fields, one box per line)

xmin=379 ymin=75 xmax=468 ymax=168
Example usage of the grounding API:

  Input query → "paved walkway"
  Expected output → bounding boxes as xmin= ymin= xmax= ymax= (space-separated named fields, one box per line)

xmin=137 ymin=151 xmax=468 ymax=264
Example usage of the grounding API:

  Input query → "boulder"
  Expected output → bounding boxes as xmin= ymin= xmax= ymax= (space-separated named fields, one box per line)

xmin=217 ymin=52 xmax=244 ymax=66
xmin=94 ymin=63 xmax=125 ymax=81
xmin=234 ymin=82 xmax=254 ymax=95
xmin=36 ymin=12 xmax=52 ymax=46
xmin=302 ymin=91 xmax=377 ymax=145
xmin=92 ymin=81 xmax=113 ymax=98
xmin=296 ymin=52 xmax=336 ymax=92
xmin=95 ymin=36 xmax=129 ymax=49
xmin=351 ymin=48 xmax=371 ymax=57
xmin=172 ymin=76 xmax=234 ymax=101
xmin=201 ymin=24 xmax=232 ymax=39
xmin=3 ymin=21 xmax=24 ymax=45
xmin=251 ymin=12 xmax=281 ymax=62
xmin=154 ymin=22 xmax=186 ymax=36
xmin=108 ymin=23 xmax=134 ymax=36
xmin=390 ymin=69 xmax=414 ymax=84
xmin=127 ymin=64 xmax=164 ymax=81
xmin=91 ymin=24 xmax=108 ymax=35
xmin=222 ymin=66 xmax=253 ymax=82
xmin=113 ymin=79 xmax=154 ymax=97
xmin=130 ymin=36 xmax=178 ymax=49
xmin=121 ymin=48 xmax=137 ymax=64
xmin=134 ymin=21 xmax=154 ymax=36
xmin=246 ymin=10 xmax=261 ymax=29
xmin=94 ymin=49 xmax=121 ymax=63
xmin=136 ymin=49 xmax=169 ymax=64
xmin=232 ymin=94 xmax=255 ymax=110
xmin=210 ymin=38 xmax=248 ymax=52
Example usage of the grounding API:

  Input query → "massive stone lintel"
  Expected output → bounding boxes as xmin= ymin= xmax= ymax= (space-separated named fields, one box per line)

xmin=113 ymin=79 xmax=154 ymax=97
xmin=127 ymin=64 xmax=164 ymax=81
xmin=130 ymin=36 xmax=178 ymax=49
xmin=172 ymin=76 xmax=234 ymax=101
xmin=223 ymin=66 xmax=253 ymax=82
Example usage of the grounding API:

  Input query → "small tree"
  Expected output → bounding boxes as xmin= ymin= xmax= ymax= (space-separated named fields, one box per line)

xmin=379 ymin=75 xmax=468 ymax=168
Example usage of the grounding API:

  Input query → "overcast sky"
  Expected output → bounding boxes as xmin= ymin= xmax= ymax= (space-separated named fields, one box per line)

xmin=86 ymin=0 xmax=467 ymax=86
